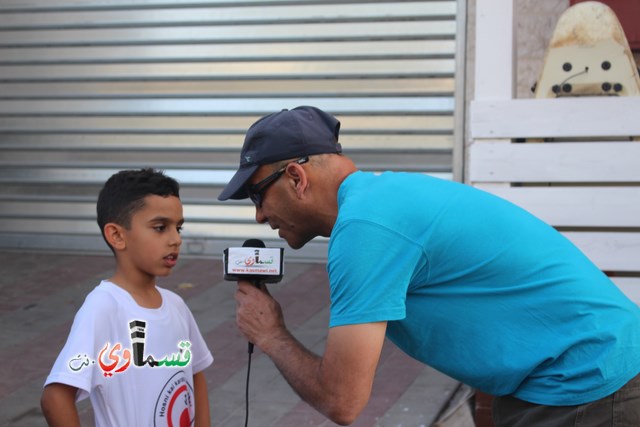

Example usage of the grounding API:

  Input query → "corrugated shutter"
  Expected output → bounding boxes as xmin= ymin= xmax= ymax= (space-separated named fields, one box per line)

xmin=0 ymin=0 xmax=458 ymax=261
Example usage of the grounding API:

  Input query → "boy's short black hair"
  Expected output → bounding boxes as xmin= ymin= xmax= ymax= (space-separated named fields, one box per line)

xmin=97 ymin=168 xmax=180 ymax=250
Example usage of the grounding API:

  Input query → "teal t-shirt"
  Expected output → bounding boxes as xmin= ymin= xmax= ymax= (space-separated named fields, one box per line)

xmin=327 ymin=171 xmax=640 ymax=405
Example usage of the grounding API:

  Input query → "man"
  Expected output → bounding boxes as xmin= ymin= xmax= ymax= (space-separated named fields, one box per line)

xmin=218 ymin=106 xmax=640 ymax=426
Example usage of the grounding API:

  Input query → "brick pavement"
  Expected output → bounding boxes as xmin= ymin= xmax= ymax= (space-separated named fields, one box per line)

xmin=0 ymin=250 xmax=460 ymax=427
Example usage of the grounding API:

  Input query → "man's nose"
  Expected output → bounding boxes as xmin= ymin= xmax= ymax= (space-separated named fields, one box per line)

xmin=255 ymin=206 xmax=267 ymax=224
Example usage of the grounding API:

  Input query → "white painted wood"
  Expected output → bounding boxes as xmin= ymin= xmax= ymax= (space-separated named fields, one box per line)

xmin=471 ymin=97 xmax=640 ymax=138
xmin=611 ymin=277 xmax=640 ymax=305
xmin=475 ymin=186 xmax=640 ymax=227
xmin=474 ymin=0 xmax=514 ymax=100
xmin=469 ymin=142 xmax=640 ymax=183
xmin=469 ymin=2 xmax=640 ymax=281
xmin=563 ymin=232 xmax=640 ymax=272
xmin=467 ymin=139 xmax=513 ymax=186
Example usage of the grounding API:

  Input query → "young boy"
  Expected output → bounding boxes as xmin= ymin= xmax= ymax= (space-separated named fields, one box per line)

xmin=41 ymin=168 xmax=213 ymax=426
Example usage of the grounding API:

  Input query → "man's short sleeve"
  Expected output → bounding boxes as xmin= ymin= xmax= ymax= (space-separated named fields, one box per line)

xmin=327 ymin=220 xmax=426 ymax=328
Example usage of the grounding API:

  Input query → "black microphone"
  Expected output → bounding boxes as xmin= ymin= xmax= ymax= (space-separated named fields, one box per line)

xmin=223 ymin=239 xmax=284 ymax=353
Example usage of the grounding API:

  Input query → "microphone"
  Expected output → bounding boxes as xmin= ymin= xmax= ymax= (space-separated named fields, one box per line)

xmin=223 ymin=239 xmax=284 ymax=353
xmin=223 ymin=238 xmax=284 ymax=283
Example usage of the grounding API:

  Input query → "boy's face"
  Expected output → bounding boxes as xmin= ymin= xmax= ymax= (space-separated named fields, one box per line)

xmin=119 ymin=194 xmax=184 ymax=278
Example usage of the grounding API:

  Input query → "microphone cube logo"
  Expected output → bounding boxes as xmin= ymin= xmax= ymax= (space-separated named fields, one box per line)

xmin=224 ymin=247 xmax=284 ymax=277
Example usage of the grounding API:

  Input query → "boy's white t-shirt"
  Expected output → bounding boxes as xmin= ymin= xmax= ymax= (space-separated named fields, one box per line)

xmin=45 ymin=280 xmax=213 ymax=427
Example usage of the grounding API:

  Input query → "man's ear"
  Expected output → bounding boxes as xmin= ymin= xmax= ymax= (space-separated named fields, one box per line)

xmin=286 ymin=163 xmax=308 ymax=198
xmin=104 ymin=223 xmax=126 ymax=251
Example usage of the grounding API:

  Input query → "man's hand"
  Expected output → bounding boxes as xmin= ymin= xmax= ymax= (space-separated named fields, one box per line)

xmin=235 ymin=280 xmax=286 ymax=352
xmin=234 ymin=279 xmax=387 ymax=425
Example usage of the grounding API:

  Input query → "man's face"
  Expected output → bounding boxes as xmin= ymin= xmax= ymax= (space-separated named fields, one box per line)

xmin=248 ymin=163 xmax=317 ymax=250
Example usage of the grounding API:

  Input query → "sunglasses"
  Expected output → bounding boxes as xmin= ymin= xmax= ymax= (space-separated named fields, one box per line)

xmin=247 ymin=156 xmax=309 ymax=207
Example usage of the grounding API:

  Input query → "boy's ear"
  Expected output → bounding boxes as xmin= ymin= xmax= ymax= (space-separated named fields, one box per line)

xmin=104 ymin=223 xmax=126 ymax=251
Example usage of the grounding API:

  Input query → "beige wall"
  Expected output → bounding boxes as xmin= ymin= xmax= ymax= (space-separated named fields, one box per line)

xmin=464 ymin=0 xmax=568 ymax=101
xmin=515 ymin=0 xmax=569 ymax=98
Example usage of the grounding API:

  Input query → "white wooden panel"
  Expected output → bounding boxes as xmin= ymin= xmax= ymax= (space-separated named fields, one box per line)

xmin=469 ymin=0 xmax=639 ymax=283
xmin=469 ymin=142 xmax=640 ymax=183
xmin=474 ymin=0 xmax=513 ymax=100
xmin=474 ymin=186 xmax=640 ymax=227
xmin=471 ymin=97 xmax=640 ymax=139
xmin=611 ymin=277 xmax=640 ymax=305
xmin=563 ymin=232 xmax=640 ymax=272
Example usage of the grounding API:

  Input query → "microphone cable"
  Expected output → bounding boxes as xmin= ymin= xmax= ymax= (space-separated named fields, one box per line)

xmin=244 ymin=276 xmax=259 ymax=427
xmin=244 ymin=342 xmax=253 ymax=427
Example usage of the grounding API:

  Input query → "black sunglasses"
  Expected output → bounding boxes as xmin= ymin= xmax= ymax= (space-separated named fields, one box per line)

xmin=247 ymin=156 xmax=309 ymax=207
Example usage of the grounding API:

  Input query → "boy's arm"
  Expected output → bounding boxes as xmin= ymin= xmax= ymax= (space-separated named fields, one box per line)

xmin=193 ymin=371 xmax=210 ymax=427
xmin=41 ymin=383 xmax=81 ymax=427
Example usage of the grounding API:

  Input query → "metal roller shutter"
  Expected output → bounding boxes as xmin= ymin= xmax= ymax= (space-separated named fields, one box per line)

xmin=0 ymin=0 xmax=461 ymax=261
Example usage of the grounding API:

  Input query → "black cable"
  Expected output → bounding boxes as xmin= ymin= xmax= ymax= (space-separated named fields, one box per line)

xmin=244 ymin=342 xmax=253 ymax=427
xmin=245 ymin=279 xmax=259 ymax=427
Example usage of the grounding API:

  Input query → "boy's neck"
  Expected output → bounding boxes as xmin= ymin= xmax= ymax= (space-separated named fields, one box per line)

xmin=109 ymin=270 xmax=162 ymax=309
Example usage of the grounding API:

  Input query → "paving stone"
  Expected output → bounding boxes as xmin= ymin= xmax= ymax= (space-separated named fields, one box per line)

xmin=0 ymin=251 xmax=461 ymax=427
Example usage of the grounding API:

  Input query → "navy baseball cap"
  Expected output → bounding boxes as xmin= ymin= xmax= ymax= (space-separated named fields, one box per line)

xmin=218 ymin=106 xmax=342 ymax=201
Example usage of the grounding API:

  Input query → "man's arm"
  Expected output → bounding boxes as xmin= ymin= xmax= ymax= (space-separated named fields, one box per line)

xmin=193 ymin=371 xmax=211 ymax=427
xmin=235 ymin=281 xmax=387 ymax=425
xmin=41 ymin=383 xmax=81 ymax=427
